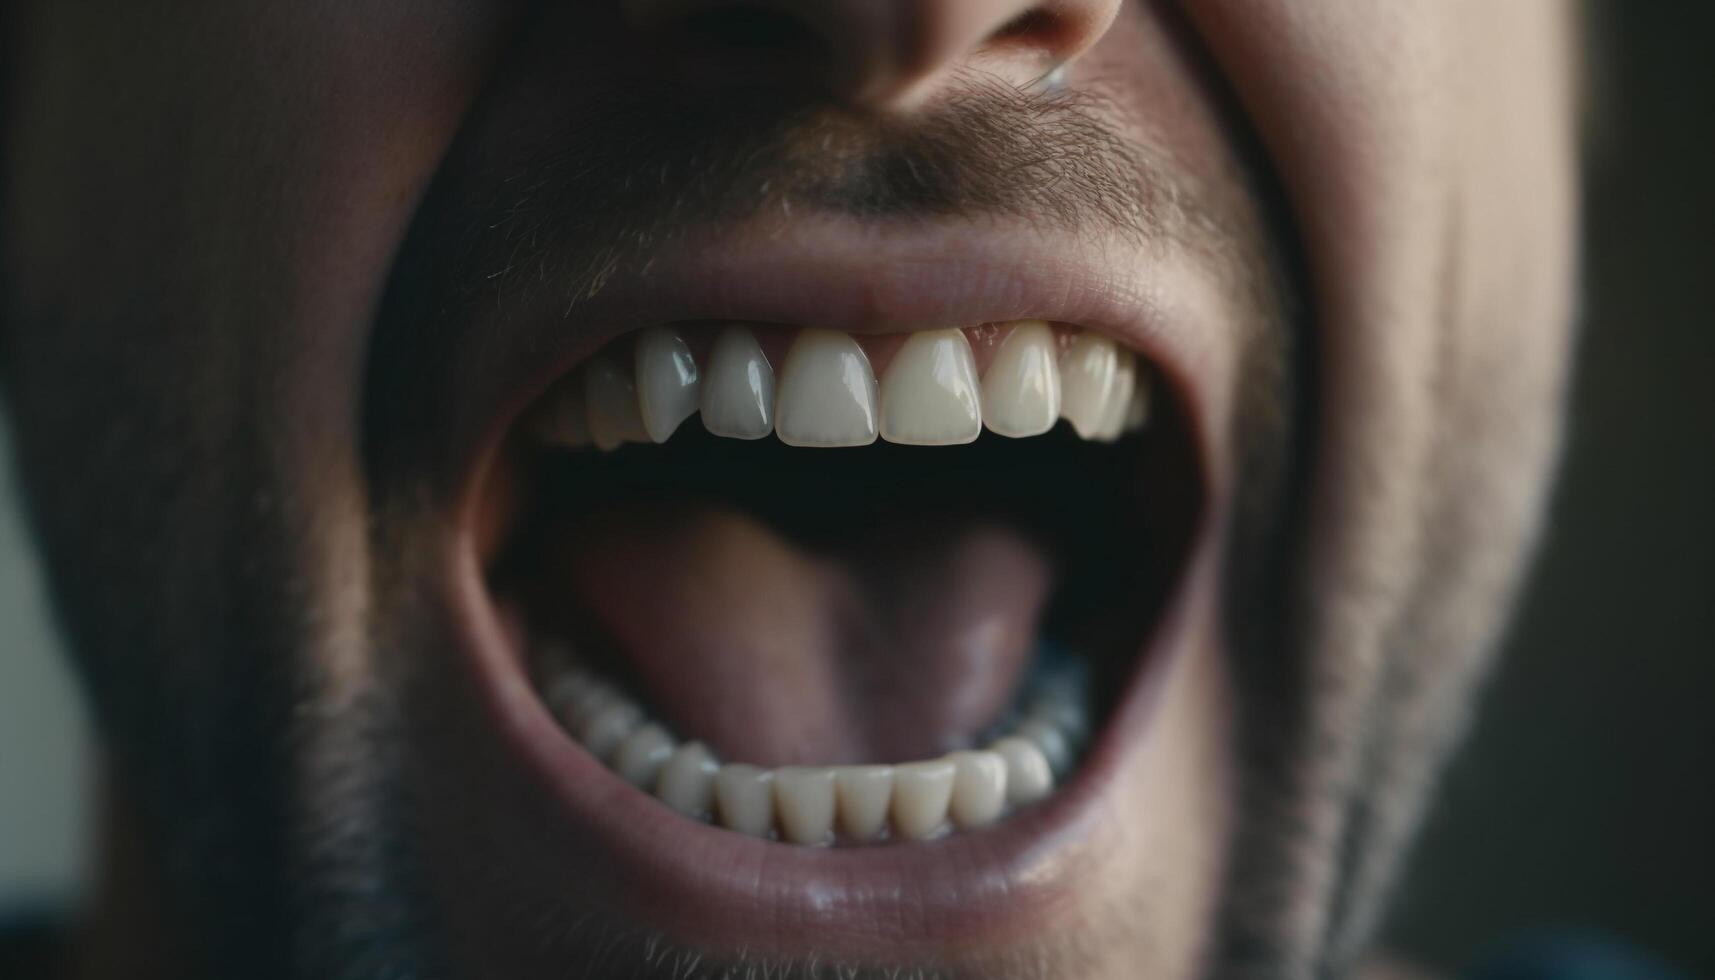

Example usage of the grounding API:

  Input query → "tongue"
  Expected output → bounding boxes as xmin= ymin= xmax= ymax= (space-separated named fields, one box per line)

xmin=555 ymin=502 xmax=1054 ymax=766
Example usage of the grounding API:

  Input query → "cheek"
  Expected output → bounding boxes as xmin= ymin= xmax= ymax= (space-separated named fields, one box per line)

xmin=8 ymin=0 xmax=526 ymax=369
xmin=1089 ymin=3 xmax=1258 ymax=195
xmin=6 ymin=0 xmax=535 ymax=594
xmin=1166 ymin=0 xmax=1577 ymax=954
xmin=1173 ymin=0 xmax=1576 ymax=423
xmin=1173 ymin=0 xmax=1577 ymax=550
xmin=2 ymin=1 xmax=536 ymax=722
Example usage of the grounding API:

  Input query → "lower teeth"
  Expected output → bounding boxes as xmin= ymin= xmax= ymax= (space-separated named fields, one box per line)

xmin=535 ymin=644 xmax=1090 ymax=845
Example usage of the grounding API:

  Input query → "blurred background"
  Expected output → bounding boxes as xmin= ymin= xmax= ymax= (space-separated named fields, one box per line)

xmin=1 ymin=2 xmax=1709 ymax=976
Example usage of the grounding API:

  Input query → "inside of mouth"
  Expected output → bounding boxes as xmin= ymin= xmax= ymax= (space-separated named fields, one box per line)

xmin=481 ymin=321 xmax=1201 ymax=845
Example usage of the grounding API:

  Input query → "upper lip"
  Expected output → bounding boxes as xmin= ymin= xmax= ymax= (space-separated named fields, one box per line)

xmin=419 ymin=209 xmax=1234 ymax=956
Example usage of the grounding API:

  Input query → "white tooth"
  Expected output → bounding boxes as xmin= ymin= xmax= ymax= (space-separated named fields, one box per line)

xmin=1026 ymin=697 xmax=1089 ymax=750
xmin=990 ymin=736 xmax=1054 ymax=806
xmin=578 ymin=699 xmax=642 ymax=762
xmin=980 ymin=321 xmax=1062 ymax=438
xmin=535 ymin=374 xmax=594 ymax=447
xmin=1096 ymin=350 xmax=1137 ymax=441
xmin=1124 ymin=370 xmax=1151 ymax=432
xmin=700 ymin=325 xmax=775 ymax=439
xmin=879 ymin=328 xmax=982 ymax=446
xmin=890 ymin=759 xmax=955 ymax=841
xmin=542 ymin=672 xmax=591 ymax=723
xmin=613 ymin=724 xmax=676 ymax=788
xmin=773 ymin=767 xmax=837 ymax=845
xmin=635 ymin=326 xmax=701 ymax=443
xmin=1026 ymin=679 xmax=1090 ymax=737
xmin=555 ymin=678 xmax=618 ymax=733
xmin=656 ymin=742 xmax=720 ymax=819
xmin=584 ymin=354 xmax=649 ymax=451
xmin=1014 ymin=718 xmax=1074 ymax=776
xmin=947 ymin=751 xmax=1008 ymax=830
xmin=1058 ymin=331 xmax=1121 ymax=440
xmin=833 ymin=765 xmax=894 ymax=842
xmin=714 ymin=764 xmax=775 ymax=838
xmin=774 ymin=328 xmax=879 ymax=447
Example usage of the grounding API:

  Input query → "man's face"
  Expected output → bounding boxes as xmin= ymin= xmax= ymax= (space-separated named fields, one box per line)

xmin=1 ymin=2 xmax=1577 ymax=978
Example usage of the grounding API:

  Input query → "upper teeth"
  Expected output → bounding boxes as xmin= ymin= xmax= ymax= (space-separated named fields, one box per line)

xmin=534 ymin=322 xmax=1149 ymax=449
xmin=878 ymin=328 xmax=982 ymax=446
xmin=774 ymin=328 xmax=880 ymax=448
xmin=699 ymin=325 xmax=776 ymax=440
xmin=980 ymin=321 xmax=1063 ymax=438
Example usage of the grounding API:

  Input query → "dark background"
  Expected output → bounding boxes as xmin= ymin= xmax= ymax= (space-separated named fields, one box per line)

xmin=1382 ymin=3 xmax=1714 ymax=975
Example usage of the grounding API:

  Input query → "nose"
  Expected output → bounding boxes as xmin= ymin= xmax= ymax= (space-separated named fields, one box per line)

xmin=625 ymin=0 xmax=1122 ymax=111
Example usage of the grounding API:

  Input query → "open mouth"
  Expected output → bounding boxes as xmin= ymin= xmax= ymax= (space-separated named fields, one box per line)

xmin=473 ymin=316 xmax=1204 ymax=851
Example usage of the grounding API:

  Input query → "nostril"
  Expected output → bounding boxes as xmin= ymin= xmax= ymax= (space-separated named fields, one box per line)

xmin=985 ymin=8 xmax=1087 ymax=66
xmin=631 ymin=0 xmax=1118 ymax=110
xmin=990 ymin=9 xmax=1058 ymax=46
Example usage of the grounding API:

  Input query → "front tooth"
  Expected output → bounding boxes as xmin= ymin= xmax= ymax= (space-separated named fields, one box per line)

xmin=578 ymin=699 xmax=642 ymax=762
xmin=774 ymin=767 xmax=837 ymax=845
xmin=714 ymin=764 xmax=775 ymax=838
xmin=1058 ymin=331 xmax=1121 ymax=439
xmin=774 ymin=329 xmax=879 ymax=447
xmin=879 ymin=328 xmax=982 ymax=446
xmin=1014 ymin=718 xmax=1074 ymax=776
xmin=990 ymin=736 xmax=1054 ymax=806
xmin=947 ymin=751 xmax=1008 ymax=830
xmin=655 ymin=742 xmax=720 ymax=819
xmin=891 ymin=759 xmax=955 ymax=841
xmin=584 ymin=354 xmax=650 ymax=450
xmin=1096 ymin=350 xmax=1137 ymax=441
xmin=834 ymin=765 xmax=894 ymax=842
xmin=613 ymin=724 xmax=676 ymax=788
xmin=980 ymin=321 xmax=1062 ymax=438
xmin=635 ymin=326 xmax=701 ymax=443
xmin=700 ymin=325 xmax=775 ymax=439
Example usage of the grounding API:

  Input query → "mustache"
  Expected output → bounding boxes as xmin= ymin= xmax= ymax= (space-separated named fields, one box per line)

xmin=399 ymin=73 xmax=1197 ymax=312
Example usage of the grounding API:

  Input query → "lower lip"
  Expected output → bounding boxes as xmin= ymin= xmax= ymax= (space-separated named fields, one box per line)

xmin=439 ymin=512 xmax=1216 ymax=957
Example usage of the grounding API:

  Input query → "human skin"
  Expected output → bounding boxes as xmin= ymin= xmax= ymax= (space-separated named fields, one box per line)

xmin=0 ymin=2 xmax=1577 ymax=979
